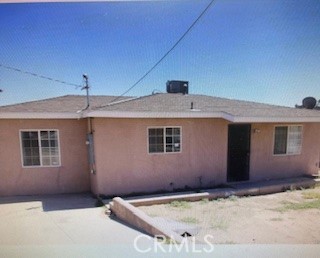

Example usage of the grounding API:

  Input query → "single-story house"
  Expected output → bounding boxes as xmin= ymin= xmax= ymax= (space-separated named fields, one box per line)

xmin=0 ymin=88 xmax=320 ymax=197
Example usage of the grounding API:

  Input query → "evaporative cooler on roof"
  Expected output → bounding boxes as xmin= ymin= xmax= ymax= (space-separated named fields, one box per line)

xmin=166 ymin=80 xmax=189 ymax=94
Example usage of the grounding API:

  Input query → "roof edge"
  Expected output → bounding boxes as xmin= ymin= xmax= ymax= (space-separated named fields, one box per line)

xmin=85 ymin=111 xmax=320 ymax=123
xmin=232 ymin=116 xmax=320 ymax=123
xmin=0 ymin=112 xmax=80 ymax=119
xmin=0 ymin=110 xmax=320 ymax=123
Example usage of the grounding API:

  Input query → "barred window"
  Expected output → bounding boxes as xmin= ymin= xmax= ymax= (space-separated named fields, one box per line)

xmin=274 ymin=126 xmax=302 ymax=155
xmin=21 ymin=130 xmax=60 ymax=167
xmin=148 ymin=127 xmax=181 ymax=153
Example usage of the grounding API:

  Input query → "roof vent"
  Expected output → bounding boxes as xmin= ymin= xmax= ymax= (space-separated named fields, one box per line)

xmin=166 ymin=80 xmax=188 ymax=94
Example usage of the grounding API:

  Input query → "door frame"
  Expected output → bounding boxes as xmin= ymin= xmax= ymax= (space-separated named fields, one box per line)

xmin=227 ymin=124 xmax=251 ymax=182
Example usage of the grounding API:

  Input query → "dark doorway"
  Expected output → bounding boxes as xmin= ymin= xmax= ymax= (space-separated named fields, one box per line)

xmin=227 ymin=124 xmax=251 ymax=182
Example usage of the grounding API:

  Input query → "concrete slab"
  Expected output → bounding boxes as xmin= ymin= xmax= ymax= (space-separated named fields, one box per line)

xmin=0 ymin=194 xmax=152 ymax=246
xmin=110 ymin=197 xmax=184 ymax=243
xmin=0 ymin=193 xmax=96 ymax=211
xmin=128 ymin=192 xmax=213 ymax=206
xmin=121 ymin=176 xmax=317 ymax=207
xmin=153 ymin=217 xmax=201 ymax=236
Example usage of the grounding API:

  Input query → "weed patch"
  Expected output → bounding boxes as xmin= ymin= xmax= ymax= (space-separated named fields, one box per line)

xmin=274 ymin=199 xmax=320 ymax=212
xmin=168 ymin=200 xmax=191 ymax=209
xmin=210 ymin=218 xmax=228 ymax=231
xmin=302 ymin=191 xmax=320 ymax=200
xmin=200 ymin=198 xmax=209 ymax=204
xmin=228 ymin=195 xmax=238 ymax=202
xmin=180 ymin=217 xmax=199 ymax=224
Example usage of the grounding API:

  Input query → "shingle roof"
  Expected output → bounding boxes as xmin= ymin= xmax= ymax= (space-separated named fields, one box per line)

xmin=0 ymin=95 xmax=130 ymax=113
xmin=0 ymin=93 xmax=319 ymax=122
xmin=91 ymin=93 xmax=320 ymax=121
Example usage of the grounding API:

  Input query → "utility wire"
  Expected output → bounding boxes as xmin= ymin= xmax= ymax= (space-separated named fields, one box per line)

xmin=108 ymin=0 xmax=216 ymax=105
xmin=0 ymin=64 xmax=82 ymax=88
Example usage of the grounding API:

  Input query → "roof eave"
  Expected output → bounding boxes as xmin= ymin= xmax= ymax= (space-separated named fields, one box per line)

xmin=0 ymin=112 xmax=80 ymax=119
xmin=0 ymin=111 xmax=319 ymax=123
xmin=231 ymin=116 xmax=320 ymax=123
xmin=87 ymin=111 xmax=320 ymax=123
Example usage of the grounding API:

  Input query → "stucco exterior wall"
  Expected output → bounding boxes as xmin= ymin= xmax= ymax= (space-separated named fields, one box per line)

xmin=92 ymin=118 xmax=229 ymax=196
xmin=92 ymin=119 xmax=320 ymax=196
xmin=250 ymin=122 xmax=320 ymax=181
xmin=0 ymin=119 xmax=90 ymax=196
xmin=1 ymin=117 xmax=319 ymax=197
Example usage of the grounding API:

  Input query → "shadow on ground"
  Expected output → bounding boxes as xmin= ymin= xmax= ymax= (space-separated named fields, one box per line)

xmin=0 ymin=193 xmax=97 ymax=211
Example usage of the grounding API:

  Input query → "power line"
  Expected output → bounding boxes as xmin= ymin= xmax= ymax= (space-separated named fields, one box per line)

xmin=0 ymin=64 xmax=82 ymax=88
xmin=108 ymin=0 xmax=216 ymax=104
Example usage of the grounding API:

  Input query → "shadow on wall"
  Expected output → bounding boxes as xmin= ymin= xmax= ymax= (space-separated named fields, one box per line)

xmin=0 ymin=193 xmax=97 ymax=212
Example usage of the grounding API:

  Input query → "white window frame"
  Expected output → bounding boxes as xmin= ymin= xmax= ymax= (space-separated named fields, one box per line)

xmin=19 ymin=129 xmax=61 ymax=168
xmin=273 ymin=125 xmax=303 ymax=156
xmin=147 ymin=126 xmax=182 ymax=154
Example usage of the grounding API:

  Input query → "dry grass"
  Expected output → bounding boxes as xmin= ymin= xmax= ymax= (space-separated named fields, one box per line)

xmin=210 ymin=218 xmax=229 ymax=231
xmin=274 ymin=199 xmax=320 ymax=212
xmin=302 ymin=191 xmax=320 ymax=200
xmin=167 ymin=200 xmax=191 ymax=209
xmin=180 ymin=217 xmax=199 ymax=224
xmin=139 ymin=186 xmax=320 ymax=244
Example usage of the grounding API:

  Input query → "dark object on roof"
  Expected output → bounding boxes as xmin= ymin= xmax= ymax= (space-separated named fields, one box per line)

xmin=302 ymin=97 xmax=317 ymax=109
xmin=166 ymin=80 xmax=188 ymax=94
xmin=296 ymin=97 xmax=318 ymax=110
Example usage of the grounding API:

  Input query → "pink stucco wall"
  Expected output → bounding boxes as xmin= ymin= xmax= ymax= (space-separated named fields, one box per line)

xmin=92 ymin=118 xmax=229 ymax=196
xmin=1 ymin=117 xmax=319 ymax=197
xmin=91 ymin=119 xmax=320 ymax=196
xmin=250 ymin=123 xmax=320 ymax=181
xmin=0 ymin=119 xmax=90 ymax=196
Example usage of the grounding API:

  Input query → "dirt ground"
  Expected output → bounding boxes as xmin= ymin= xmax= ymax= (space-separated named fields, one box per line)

xmin=139 ymin=186 xmax=320 ymax=244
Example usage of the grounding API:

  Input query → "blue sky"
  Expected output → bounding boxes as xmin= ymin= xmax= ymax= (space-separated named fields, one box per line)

xmin=0 ymin=0 xmax=319 ymax=107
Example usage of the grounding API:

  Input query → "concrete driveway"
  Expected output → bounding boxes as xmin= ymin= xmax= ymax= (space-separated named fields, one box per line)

xmin=0 ymin=193 xmax=318 ymax=258
xmin=0 ymin=194 xmax=153 ymax=257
